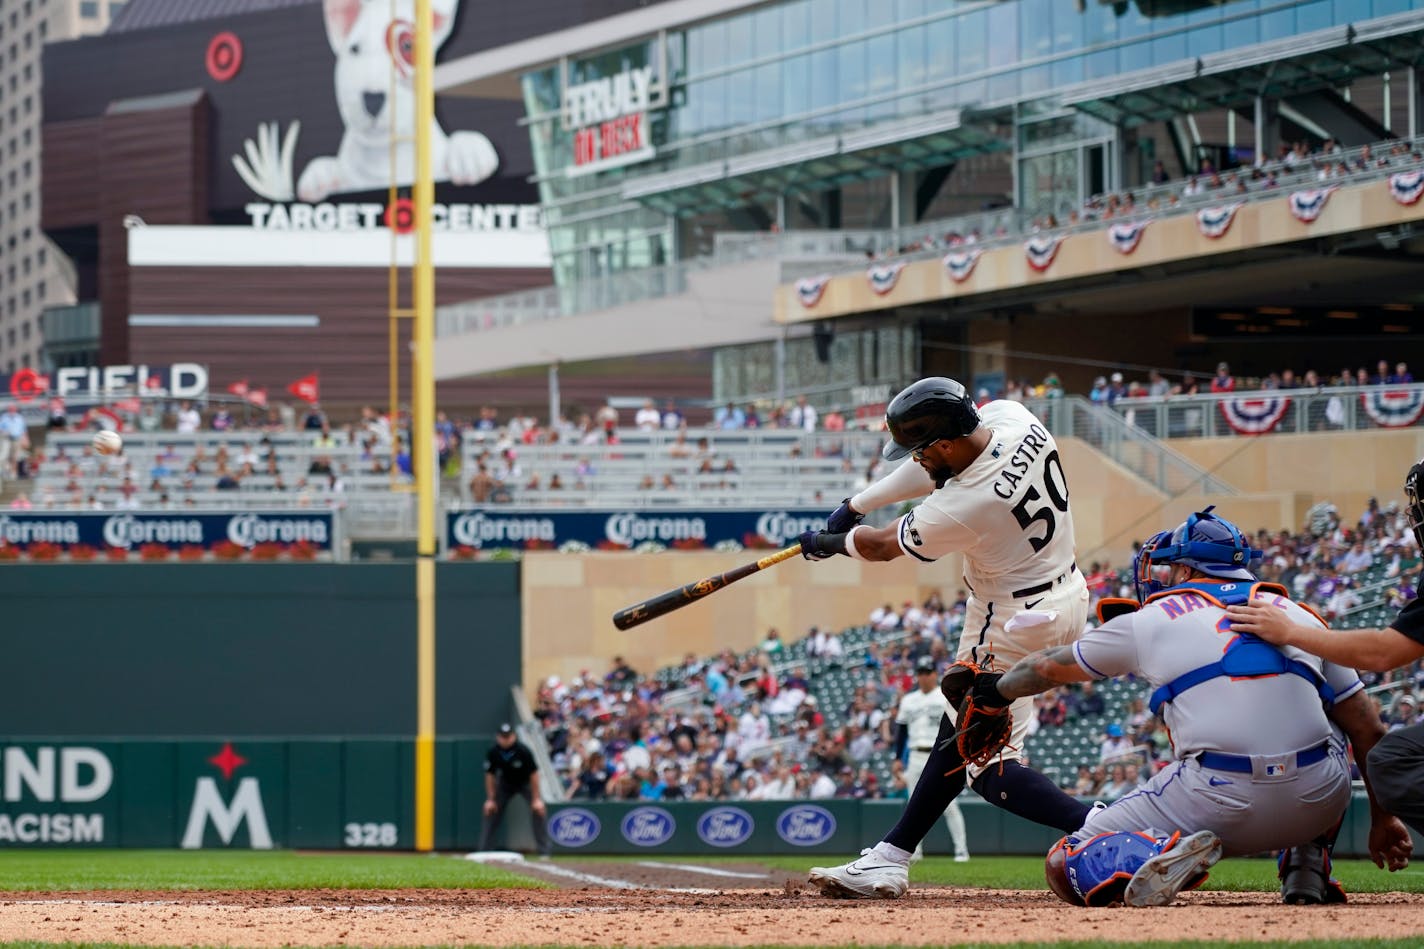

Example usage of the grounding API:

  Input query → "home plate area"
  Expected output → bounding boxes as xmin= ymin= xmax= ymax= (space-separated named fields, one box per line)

xmin=0 ymin=860 xmax=1422 ymax=949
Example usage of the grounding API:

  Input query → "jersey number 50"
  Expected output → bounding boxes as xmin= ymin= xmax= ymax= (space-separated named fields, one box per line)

xmin=1011 ymin=450 xmax=1070 ymax=552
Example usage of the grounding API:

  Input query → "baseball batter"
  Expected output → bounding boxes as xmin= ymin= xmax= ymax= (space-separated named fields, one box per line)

xmin=896 ymin=655 xmax=969 ymax=862
xmin=980 ymin=508 xmax=1411 ymax=906
xmin=799 ymin=376 xmax=1090 ymax=898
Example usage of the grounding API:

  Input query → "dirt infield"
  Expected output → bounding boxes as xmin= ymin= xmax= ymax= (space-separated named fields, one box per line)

xmin=2 ymin=861 xmax=1424 ymax=949
xmin=2 ymin=887 xmax=1423 ymax=947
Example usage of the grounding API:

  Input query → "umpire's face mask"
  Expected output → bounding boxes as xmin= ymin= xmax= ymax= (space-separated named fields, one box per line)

xmin=1406 ymin=460 xmax=1424 ymax=550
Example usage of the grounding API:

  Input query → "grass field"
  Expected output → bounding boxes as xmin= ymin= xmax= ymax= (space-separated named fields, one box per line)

xmin=0 ymin=849 xmax=1419 ymax=894
xmin=0 ymin=849 xmax=544 ymax=891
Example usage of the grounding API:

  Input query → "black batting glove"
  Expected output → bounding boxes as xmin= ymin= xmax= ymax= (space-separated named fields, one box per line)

xmin=798 ymin=529 xmax=847 ymax=561
xmin=826 ymin=498 xmax=865 ymax=533
xmin=970 ymin=672 xmax=1010 ymax=709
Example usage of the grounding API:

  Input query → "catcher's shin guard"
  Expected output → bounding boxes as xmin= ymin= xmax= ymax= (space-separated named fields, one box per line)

xmin=1278 ymin=839 xmax=1347 ymax=904
xmin=1046 ymin=830 xmax=1219 ymax=908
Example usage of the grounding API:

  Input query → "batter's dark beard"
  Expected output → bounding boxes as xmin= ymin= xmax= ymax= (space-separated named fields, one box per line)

xmin=930 ymin=463 xmax=956 ymax=488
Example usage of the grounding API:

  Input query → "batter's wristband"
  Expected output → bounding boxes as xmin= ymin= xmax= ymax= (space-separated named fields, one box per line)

xmin=844 ymin=525 xmax=870 ymax=561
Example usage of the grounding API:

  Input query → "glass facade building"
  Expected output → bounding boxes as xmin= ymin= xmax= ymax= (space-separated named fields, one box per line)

xmin=519 ymin=0 xmax=1423 ymax=288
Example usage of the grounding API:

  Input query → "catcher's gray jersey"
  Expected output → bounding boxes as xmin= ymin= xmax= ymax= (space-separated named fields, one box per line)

xmin=1071 ymin=582 xmax=1360 ymax=856
xmin=1074 ymin=583 xmax=1362 ymax=757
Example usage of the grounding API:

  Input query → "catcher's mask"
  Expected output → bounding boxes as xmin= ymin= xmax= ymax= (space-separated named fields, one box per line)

xmin=1135 ymin=506 xmax=1259 ymax=601
xmin=1407 ymin=458 xmax=1424 ymax=551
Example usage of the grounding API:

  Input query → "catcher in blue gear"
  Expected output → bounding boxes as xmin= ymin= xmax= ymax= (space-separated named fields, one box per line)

xmin=967 ymin=507 xmax=1409 ymax=906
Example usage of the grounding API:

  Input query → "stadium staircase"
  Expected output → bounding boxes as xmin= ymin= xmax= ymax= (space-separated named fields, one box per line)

xmin=1037 ymin=397 xmax=1237 ymax=498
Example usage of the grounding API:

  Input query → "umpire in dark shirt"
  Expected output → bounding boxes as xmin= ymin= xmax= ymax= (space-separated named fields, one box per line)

xmin=1227 ymin=457 xmax=1424 ymax=869
xmin=479 ymin=723 xmax=550 ymax=855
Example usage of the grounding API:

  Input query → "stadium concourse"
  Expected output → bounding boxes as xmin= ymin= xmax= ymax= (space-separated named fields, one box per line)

xmin=854 ymin=133 xmax=1424 ymax=262
xmin=534 ymin=496 xmax=1422 ymax=806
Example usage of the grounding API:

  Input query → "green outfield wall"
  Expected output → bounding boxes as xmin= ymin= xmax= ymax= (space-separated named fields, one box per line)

xmin=0 ymin=563 xmax=520 ymax=736
xmin=0 ymin=563 xmax=1415 ymax=857
xmin=0 ymin=736 xmax=1411 ymax=857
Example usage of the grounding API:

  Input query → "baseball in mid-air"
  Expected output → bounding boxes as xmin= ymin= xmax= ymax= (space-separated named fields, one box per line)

xmin=92 ymin=430 xmax=123 ymax=455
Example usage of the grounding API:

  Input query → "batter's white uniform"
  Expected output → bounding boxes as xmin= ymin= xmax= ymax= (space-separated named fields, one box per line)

xmin=897 ymin=685 xmax=969 ymax=857
xmin=1073 ymin=584 xmax=1360 ymax=856
xmin=868 ymin=400 xmax=1090 ymax=777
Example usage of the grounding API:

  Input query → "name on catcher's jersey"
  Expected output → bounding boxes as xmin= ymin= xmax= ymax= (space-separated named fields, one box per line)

xmin=1073 ymin=587 xmax=1363 ymax=758
xmin=896 ymin=687 xmax=949 ymax=749
xmin=896 ymin=400 xmax=1077 ymax=599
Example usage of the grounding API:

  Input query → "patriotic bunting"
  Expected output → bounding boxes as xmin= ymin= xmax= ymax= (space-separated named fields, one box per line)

xmin=1024 ymin=234 xmax=1063 ymax=272
xmin=1219 ymin=396 xmax=1290 ymax=435
xmin=1288 ymin=187 xmax=1336 ymax=223
xmin=943 ymin=249 xmax=983 ymax=283
xmin=795 ymin=274 xmax=832 ymax=309
xmin=866 ymin=262 xmax=906 ymax=296
xmin=1107 ymin=220 xmax=1150 ymax=255
xmin=1362 ymin=387 xmax=1424 ymax=428
xmin=1196 ymin=204 xmax=1244 ymax=239
xmin=1388 ymin=170 xmax=1424 ymax=206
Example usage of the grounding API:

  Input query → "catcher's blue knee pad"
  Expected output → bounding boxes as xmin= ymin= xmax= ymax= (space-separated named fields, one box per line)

xmin=1045 ymin=830 xmax=1181 ymax=907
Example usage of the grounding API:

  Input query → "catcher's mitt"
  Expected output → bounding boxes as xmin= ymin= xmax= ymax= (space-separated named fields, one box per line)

xmin=941 ymin=659 xmax=1013 ymax=769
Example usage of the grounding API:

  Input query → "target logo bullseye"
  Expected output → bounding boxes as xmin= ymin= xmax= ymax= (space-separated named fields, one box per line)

xmin=206 ymin=32 xmax=243 ymax=82
xmin=385 ymin=198 xmax=416 ymax=234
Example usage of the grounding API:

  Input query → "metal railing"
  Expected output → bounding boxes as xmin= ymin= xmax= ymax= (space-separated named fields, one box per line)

xmin=1027 ymin=396 xmax=1237 ymax=496
xmin=1105 ymin=384 xmax=1424 ymax=440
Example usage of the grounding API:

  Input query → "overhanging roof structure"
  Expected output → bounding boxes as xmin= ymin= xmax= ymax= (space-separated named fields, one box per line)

xmin=1060 ymin=8 xmax=1424 ymax=126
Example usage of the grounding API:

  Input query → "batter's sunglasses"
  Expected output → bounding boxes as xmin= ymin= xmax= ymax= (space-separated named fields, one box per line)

xmin=910 ymin=440 xmax=945 ymax=460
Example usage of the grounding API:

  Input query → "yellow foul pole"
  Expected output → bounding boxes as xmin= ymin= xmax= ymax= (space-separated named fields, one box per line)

xmin=412 ymin=0 xmax=437 ymax=853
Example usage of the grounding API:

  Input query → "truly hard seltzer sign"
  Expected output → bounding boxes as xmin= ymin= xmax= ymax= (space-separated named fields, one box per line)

xmin=564 ymin=64 xmax=658 ymax=176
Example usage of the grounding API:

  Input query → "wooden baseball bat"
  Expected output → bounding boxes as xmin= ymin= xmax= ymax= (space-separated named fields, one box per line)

xmin=612 ymin=543 xmax=803 ymax=630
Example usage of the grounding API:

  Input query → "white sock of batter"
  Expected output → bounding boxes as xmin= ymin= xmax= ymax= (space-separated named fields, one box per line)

xmin=872 ymin=841 xmax=913 ymax=866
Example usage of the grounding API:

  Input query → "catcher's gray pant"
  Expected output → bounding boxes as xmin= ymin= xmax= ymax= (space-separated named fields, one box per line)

xmin=906 ymin=748 xmax=968 ymax=856
xmin=1368 ymin=722 xmax=1424 ymax=836
xmin=1077 ymin=745 xmax=1351 ymax=857
xmin=479 ymin=783 xmax=550 ymax=855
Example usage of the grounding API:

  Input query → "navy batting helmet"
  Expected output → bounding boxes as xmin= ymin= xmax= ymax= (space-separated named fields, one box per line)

xmin=882 ymin=377 xmax=980 ymax=461
xmin=1134 ymin=506 xmax=1259 ymax=600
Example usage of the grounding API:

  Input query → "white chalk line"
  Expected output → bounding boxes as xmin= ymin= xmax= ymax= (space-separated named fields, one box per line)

xmin=633 ymin=861 xmax=768 ymax=880
xmin=463 ymin=852 xmax=730 ymax=894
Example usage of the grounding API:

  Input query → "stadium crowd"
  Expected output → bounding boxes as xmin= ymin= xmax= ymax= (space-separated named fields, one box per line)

xmin=4 ymin=356 xmax=1418 ymax=504
xmin=533 ymin=496 xmax=1422 ymax=804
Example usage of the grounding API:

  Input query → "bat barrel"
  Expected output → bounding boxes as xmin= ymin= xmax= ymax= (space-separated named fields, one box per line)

xmin=611 ymin=543 xmax=802 ymax=631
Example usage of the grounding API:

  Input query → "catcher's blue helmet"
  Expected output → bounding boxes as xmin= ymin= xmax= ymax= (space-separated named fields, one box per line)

xmin=1134 ymin=506 xmax=1259 ymax=601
